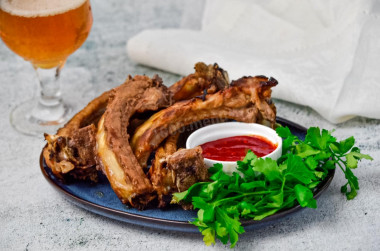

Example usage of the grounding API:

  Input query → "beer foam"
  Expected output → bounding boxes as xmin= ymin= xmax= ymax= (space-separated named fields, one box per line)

xmin=0 ymin=0 xmax=87 ymax=17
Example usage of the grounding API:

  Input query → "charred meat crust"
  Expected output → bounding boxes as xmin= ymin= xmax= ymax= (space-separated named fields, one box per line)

xmin=43 ymin=90 xmax=111 ymax=181
xmin=149 ymin=133 xmax=179 ymax=208
xmin=100 ymin=75 xmax=170 ymax=208
xmin=149 ymin=135 xmax=209 ymax=208
xmin=168 ymin=62 xmax=229 ymax=101
xmin=166 ymin=147 xmax=209 ymax=193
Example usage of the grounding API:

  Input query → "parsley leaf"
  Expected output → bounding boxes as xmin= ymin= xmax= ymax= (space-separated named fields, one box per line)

xmin=305 ymin=127 xmax=336 ymax=150
xmin=283 ymin=154 xmax=316 ymax=185
xmin=252 ymin=157 xmax=282 ymax=182
xmin=173 ymin=126 xmax=372 ymax=248
xmin=294 ymin=184 xmax=317 ymax=208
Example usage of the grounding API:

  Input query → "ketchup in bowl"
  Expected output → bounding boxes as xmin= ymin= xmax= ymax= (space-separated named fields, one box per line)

xmin=200 ymin=135 xmax=277 ymax=161
xmin=186 ymin=122 xmax=282 ymax=173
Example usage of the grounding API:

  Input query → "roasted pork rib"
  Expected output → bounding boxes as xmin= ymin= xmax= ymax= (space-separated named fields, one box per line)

xmin=43 ymin=63 xmax=228 ymax=182
xmin=168 ymin=62 xmax=229 ymax=101
xmin=97 ymin=75 xmax=170 ymax=209
xmin=43 ymin=90 xmax=111 ymax=181
xmin=131 ymin=76 xmax=278 ymax=167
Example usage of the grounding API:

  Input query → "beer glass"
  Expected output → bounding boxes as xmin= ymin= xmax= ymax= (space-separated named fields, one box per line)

xmin=0 ymin=0 xmax=93 ymax=135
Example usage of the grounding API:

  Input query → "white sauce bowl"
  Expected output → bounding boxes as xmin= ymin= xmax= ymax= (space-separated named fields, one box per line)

xmin=186 ymin=122 xmax=282 ymax=174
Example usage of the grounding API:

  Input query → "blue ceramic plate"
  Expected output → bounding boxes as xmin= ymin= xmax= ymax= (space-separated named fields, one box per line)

xmin=40 ymin=117 xmax=335 ymax=232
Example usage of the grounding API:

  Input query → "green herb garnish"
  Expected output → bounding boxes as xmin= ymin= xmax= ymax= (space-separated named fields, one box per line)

xmin=173 ymin=127 xmax=373 ymax=247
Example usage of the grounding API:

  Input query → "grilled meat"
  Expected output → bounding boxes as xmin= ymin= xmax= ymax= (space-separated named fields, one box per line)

xmin=43 ymin=62 xmax=229 ymax=183
xmin=97 ymin=75 xmax=170 ymax=209
xmin=43 ymin=90 xmax=111 ymax=181
xmin=168 ymin=62 xmax=229 ymax=102
xmin=131 ymin=76 xmax=278 ymax=167
xmin=42 ymin=62 xmax=278 ymax=211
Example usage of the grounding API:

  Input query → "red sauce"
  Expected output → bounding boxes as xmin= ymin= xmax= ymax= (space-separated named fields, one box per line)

xmin=200 ymin=135 xmax=277 ymax=161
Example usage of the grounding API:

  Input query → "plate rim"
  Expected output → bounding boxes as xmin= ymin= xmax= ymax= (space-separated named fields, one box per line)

xmin=39 ymin=117 xmax=335 ymax=232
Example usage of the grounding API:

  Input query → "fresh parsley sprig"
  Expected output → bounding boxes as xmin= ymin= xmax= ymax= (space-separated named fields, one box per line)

xmin=277 ymin=126 xmax=373 ymax=200
xmin=172 ymin=127 xmax=372 ymax=247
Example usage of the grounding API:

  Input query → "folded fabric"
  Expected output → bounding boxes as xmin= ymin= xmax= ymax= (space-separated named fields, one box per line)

xmin=127 ymin=0 xmax=380 ymax=123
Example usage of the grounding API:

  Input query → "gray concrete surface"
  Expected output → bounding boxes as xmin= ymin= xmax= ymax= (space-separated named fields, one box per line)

xmin=0 ymin=1 xmax=379 ymax=250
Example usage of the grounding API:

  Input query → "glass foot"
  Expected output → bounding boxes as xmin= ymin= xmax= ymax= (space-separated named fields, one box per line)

xmin=10 ymin=99 xmax=72 ymax=136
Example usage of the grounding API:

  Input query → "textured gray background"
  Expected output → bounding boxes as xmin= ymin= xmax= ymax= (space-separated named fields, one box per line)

xmin=0 ymin=0 xmax=379 ymax=250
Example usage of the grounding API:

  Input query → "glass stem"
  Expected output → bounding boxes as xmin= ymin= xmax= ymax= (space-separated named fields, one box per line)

xmin=35 ymin=63 xmax=63 ymax=107
xmin=31 ymin=62 xmax=69 ymax=123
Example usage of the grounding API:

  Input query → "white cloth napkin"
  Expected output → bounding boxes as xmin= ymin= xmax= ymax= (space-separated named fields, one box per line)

xmin=127 ymin=0 xmax=380 ymax=123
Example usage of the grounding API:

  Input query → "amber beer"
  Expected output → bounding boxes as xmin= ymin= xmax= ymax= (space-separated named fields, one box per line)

xmin=0 ymin=0 xmax=92 ymax=69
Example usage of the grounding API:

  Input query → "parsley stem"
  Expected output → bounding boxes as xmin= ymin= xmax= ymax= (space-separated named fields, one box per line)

xmin=213 ymin=191 xmax=271 ymax=206
xmin=334 ymin=155 xmax=347 ymax=173
xmin=281 ymin=177 xmax=286 ymax=191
